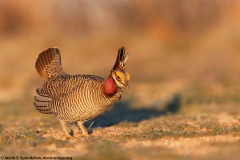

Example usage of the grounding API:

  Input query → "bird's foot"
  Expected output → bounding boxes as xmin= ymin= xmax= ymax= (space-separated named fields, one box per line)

xmin=76 ymin=121 xmax=90 ymax=137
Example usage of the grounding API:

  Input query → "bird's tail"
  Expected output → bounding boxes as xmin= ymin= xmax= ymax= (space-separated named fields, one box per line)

xmin=35 ymin=48 xmax=65 ymax=82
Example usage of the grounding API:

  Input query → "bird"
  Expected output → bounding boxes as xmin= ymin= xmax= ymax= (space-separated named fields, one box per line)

xmin=34 ymin=47 xmax=130 ymax=139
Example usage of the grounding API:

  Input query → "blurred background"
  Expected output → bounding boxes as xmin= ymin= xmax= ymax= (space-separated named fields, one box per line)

xmin=1 ymin=0 xmax=240 ymax=108
xmin=1 ymin=1 xmax=240 ymax=158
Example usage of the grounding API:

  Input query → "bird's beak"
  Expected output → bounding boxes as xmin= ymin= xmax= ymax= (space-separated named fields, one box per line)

xmin=125 ymin=81 xmax=129 ymax=89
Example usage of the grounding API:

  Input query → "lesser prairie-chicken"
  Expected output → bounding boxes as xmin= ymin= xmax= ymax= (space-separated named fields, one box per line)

xmin=34 ymin=47 xmax=130 ymax=138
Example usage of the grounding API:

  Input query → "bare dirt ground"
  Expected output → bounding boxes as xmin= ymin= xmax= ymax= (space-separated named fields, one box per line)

xmin=0 ymin=82 xmax=239 ymax=160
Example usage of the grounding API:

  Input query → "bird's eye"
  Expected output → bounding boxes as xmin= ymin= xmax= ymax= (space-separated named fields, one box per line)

xmin=116 ymin=71 xmax=124 ymax=81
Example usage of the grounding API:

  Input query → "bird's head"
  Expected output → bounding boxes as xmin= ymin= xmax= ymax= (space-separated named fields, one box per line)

xmin=104 ymin=47 xmax=130 ymax=95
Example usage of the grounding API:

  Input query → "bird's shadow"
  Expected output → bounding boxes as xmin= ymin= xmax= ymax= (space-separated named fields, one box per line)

xmin=85 ymin=94 xmax=181 ymax=129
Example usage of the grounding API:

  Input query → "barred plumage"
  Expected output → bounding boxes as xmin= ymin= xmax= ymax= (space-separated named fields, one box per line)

xmin=34 ymin=47 xmax=130 ymax=138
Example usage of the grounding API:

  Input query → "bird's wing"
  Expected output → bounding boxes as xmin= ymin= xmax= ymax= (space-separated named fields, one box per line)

xmin=34 ymin=88 xmax=53 ymax=114
xmin=42 ymin=75 xmax=109 ymax=121
xmin=44 ymin=75 xmax=84 ymax=99
xmin=46 ymin=75 xmax=104 ymax=100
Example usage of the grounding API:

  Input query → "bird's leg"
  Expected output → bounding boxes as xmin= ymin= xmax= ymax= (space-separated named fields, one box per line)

xmin=60 ymin=120 xmax=75 ymax=139
xmin=76 ymin=121 xmax=89 ymax=136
